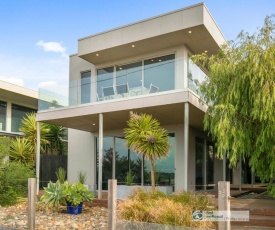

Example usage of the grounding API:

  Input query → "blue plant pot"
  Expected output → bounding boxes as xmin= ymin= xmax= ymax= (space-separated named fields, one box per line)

xmin=67 ymin=202 xmax=83 ymax=215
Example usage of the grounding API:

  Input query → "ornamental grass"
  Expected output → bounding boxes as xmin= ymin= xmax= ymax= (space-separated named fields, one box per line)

xmin=117 ymin=188 xmax=216 ymax=229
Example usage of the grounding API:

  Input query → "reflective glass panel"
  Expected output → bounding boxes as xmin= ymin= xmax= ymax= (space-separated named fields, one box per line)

xmin=97 ymin=67 xmax=114 ymax=100
xmin=0 ymin=101 xmax=7 ymax=131
xmin=144 ymin=54 xmax=175 ymax=93
xmin=81 ymin=71 xmax=91 ymax=104
xmin=195 ymin=138 xmax=204 ymax=190
xmin=11 ymin=104 xmax=36 ymax=132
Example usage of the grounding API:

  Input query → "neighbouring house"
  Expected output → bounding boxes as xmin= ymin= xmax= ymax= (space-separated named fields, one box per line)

xmin=36 ymin=3 xmax=255 ymax=197
xmin=0 ymin=80 xmax=38 ymax=136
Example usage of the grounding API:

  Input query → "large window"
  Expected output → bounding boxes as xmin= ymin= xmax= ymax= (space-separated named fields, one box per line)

xmin=96 ymin=133 xmax=175 ymax=190
xmin=81 ymin=71 xmax=91 ymax=104
xmin=144 ymin=54 xmax=175 ymax=93
xmin=96 ymin=54 xmax=175 ymax=101
xmin=11 ymin=104 xmax=36 ymax=132
xmin=0 ymin=101 xmax=7 ymax=131
xmin=97 ymin=67 xmax=114 ymax=101
xmin=195 ymin=138 xmax=204 ymax=190
xmin=144 ymin=133 xmax=175 ymax=187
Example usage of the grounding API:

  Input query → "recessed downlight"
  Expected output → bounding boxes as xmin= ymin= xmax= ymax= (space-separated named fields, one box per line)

xmin=96 ymin=53 xmax=99 ymax=56
xmin=204 ymin=50 xmax=208 ymax=53
xmin=93 ymin=123 xmax=96 ymax=126
xmin=188 ymin=30 xmax=192 ymax=34
xmin=131 ymin=44 xmax=135 ymax=48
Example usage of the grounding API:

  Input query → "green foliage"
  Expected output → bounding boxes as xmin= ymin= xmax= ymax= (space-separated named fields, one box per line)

xmin=55 ymin=167 xmax=66 ymax=184
xmin=0 ymin=186 xmax=18 ymax=206
xmin=63 ymin=182 xmax=94 ymax=206
xmin=118 ymin=188 xmax=215 ymax=228
xmin=46 ymin=124 xmax=67 ymax=155
xmin=1 ymin=161 xmax=35 ymax=197
xmin=124 ymin=111 xmax=171 ymax=190
xmin=192 ymin=16 xmax=275 ymax=195
xmin=77 ymin=171 xmax=87 ymax=184
xmin=0 ymin=136 xmax=11 ymax=162
xmin=10 ymin=138 xmax=34 ymax=166
xmin=40 ymin=181 xmax=94 ymax=210
xmin=125 ymin=171 xmax=135 ymax=186
xmin=40 ymin=181 xmax=65 ymax=210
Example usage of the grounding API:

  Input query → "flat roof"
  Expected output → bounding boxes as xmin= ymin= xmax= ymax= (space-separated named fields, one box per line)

xmin=0 ymin=80 xmax=38 ymax=108
xmin=77 ymin=2 xmax=227 ymax=64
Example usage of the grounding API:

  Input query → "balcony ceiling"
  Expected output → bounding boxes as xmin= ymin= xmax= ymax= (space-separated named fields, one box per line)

xmin=36 ymin=91 xmax=206 ymax=133
xmin=79 ymin=25 xmax=220 ymax=65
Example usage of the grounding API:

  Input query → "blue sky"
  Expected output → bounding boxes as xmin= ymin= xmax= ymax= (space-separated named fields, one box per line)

xmin=0 ymin=0 xmax=274 ymax=92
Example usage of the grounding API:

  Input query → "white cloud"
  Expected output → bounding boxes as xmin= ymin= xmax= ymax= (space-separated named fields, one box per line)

xmin=36 ymin=40 xmax=68 ymax=58
xmin=0 ymin=76 xmax=24 ymax=86
xmin=0 ymin=53 xmax=69 ymax=91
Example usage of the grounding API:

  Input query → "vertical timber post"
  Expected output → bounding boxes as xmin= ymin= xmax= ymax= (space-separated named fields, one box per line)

xmin=218 ymin=181 xmax=230 ymax=230
xmin=108 ymin=179 xmax=117 ymax=230
xmin=28 ymin=178 xmax=36 ymax=230
xmin=98 ymin=113 xmax=103 ymax=199
xmin=183 ymin=102 xmax=189 ymax=191
xmin=36 ymin=122 xmax=40 ymax=195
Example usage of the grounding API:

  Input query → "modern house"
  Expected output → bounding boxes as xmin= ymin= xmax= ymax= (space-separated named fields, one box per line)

xmin=36 ymin=3 xmax=249 ymax=197
xmin=0 ymin=80 xmax=38 ymax=136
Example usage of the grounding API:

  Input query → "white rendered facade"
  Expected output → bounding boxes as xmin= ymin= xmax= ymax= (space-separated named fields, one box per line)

xmin=36 ymin=3 xmax=247 ymax=195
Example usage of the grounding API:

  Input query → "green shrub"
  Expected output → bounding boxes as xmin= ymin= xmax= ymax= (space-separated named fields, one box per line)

xmin=40 ymin=181 xmax=65 ymax=210
xmin=118 ymin=188 xmax=216 ymax=229
xmin=1 ymin=161 xmax=35 ymax=197
xmin=0 ymin=186 xmax=18 ymax=206
xmin=77 ymin=171 xmax=87 ymax=184
xmin=125 ymin=171 xmax=135 ymax=185
xmin=55 ymin=167 xmax=66 ymax=184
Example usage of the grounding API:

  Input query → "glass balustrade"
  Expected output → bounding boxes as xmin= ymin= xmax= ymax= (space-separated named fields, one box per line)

xmin=38 ymin=57 xmax=208 ymax=111
xmin=188 ymin=58 xmax=207 ymax=98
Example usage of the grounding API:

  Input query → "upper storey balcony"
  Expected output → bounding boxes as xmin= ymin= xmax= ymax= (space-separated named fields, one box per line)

xmin=38 ymin=56 xmax=207 ymax=111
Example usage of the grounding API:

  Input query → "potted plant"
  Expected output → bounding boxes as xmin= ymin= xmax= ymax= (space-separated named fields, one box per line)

xmin=40 ymin=181 xmax=94 ymax=215
xmin=63 ymin=182 xmax=94 ymax=215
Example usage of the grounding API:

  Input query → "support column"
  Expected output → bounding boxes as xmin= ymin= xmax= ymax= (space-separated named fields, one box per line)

xmin=6 ymin=102 xmax=12 ymax=132
xmin=223 ymin=151 xmax=226 ymax=181
xmin=203 ymin=139 xmax=207 ymax=190
xmin=183 ymin=102 xmax=189 ymax=191
xmin=112 ymin=137 xmax=116 ymax=179
xmin=36 ymin=122 xmax=41 ymax=195
xmin=98 ymin=113 xmax=103 ymax=199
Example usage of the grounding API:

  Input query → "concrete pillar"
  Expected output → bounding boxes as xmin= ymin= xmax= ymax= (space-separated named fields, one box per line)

xmin=112 ymin=137 xmax=116 ymax=179
xmin=6 ymin=101 xmax=12 ymax=132
xmin=36 ymin=122 xmax=40 ymax=195
xmin=183 ymin=102 xmax=189 ymax=191
xmin=98 ymin=113 xmax=103 ymax=199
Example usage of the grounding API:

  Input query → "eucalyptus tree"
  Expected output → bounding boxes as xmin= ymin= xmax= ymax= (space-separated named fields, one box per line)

xmin=124 ymin=111 xmax=171 ymax=190
xmin=192 ymin=16 xmax=275 ymax=195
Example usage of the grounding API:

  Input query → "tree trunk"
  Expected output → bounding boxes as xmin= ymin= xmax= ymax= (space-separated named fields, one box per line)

xmin=149 ymin=156 xmax=155 ymax=190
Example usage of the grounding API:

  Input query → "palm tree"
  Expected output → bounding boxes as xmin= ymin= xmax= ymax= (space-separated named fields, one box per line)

xmin=19 ymin=113 xmax=50 ymax=159
xmin=124 ymin=111 xmax=171 ymax=190
xmin=46 ymin=124 xmax=67 ymax=155
xmin=10 ymin=138 xmax=34 ymax=166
